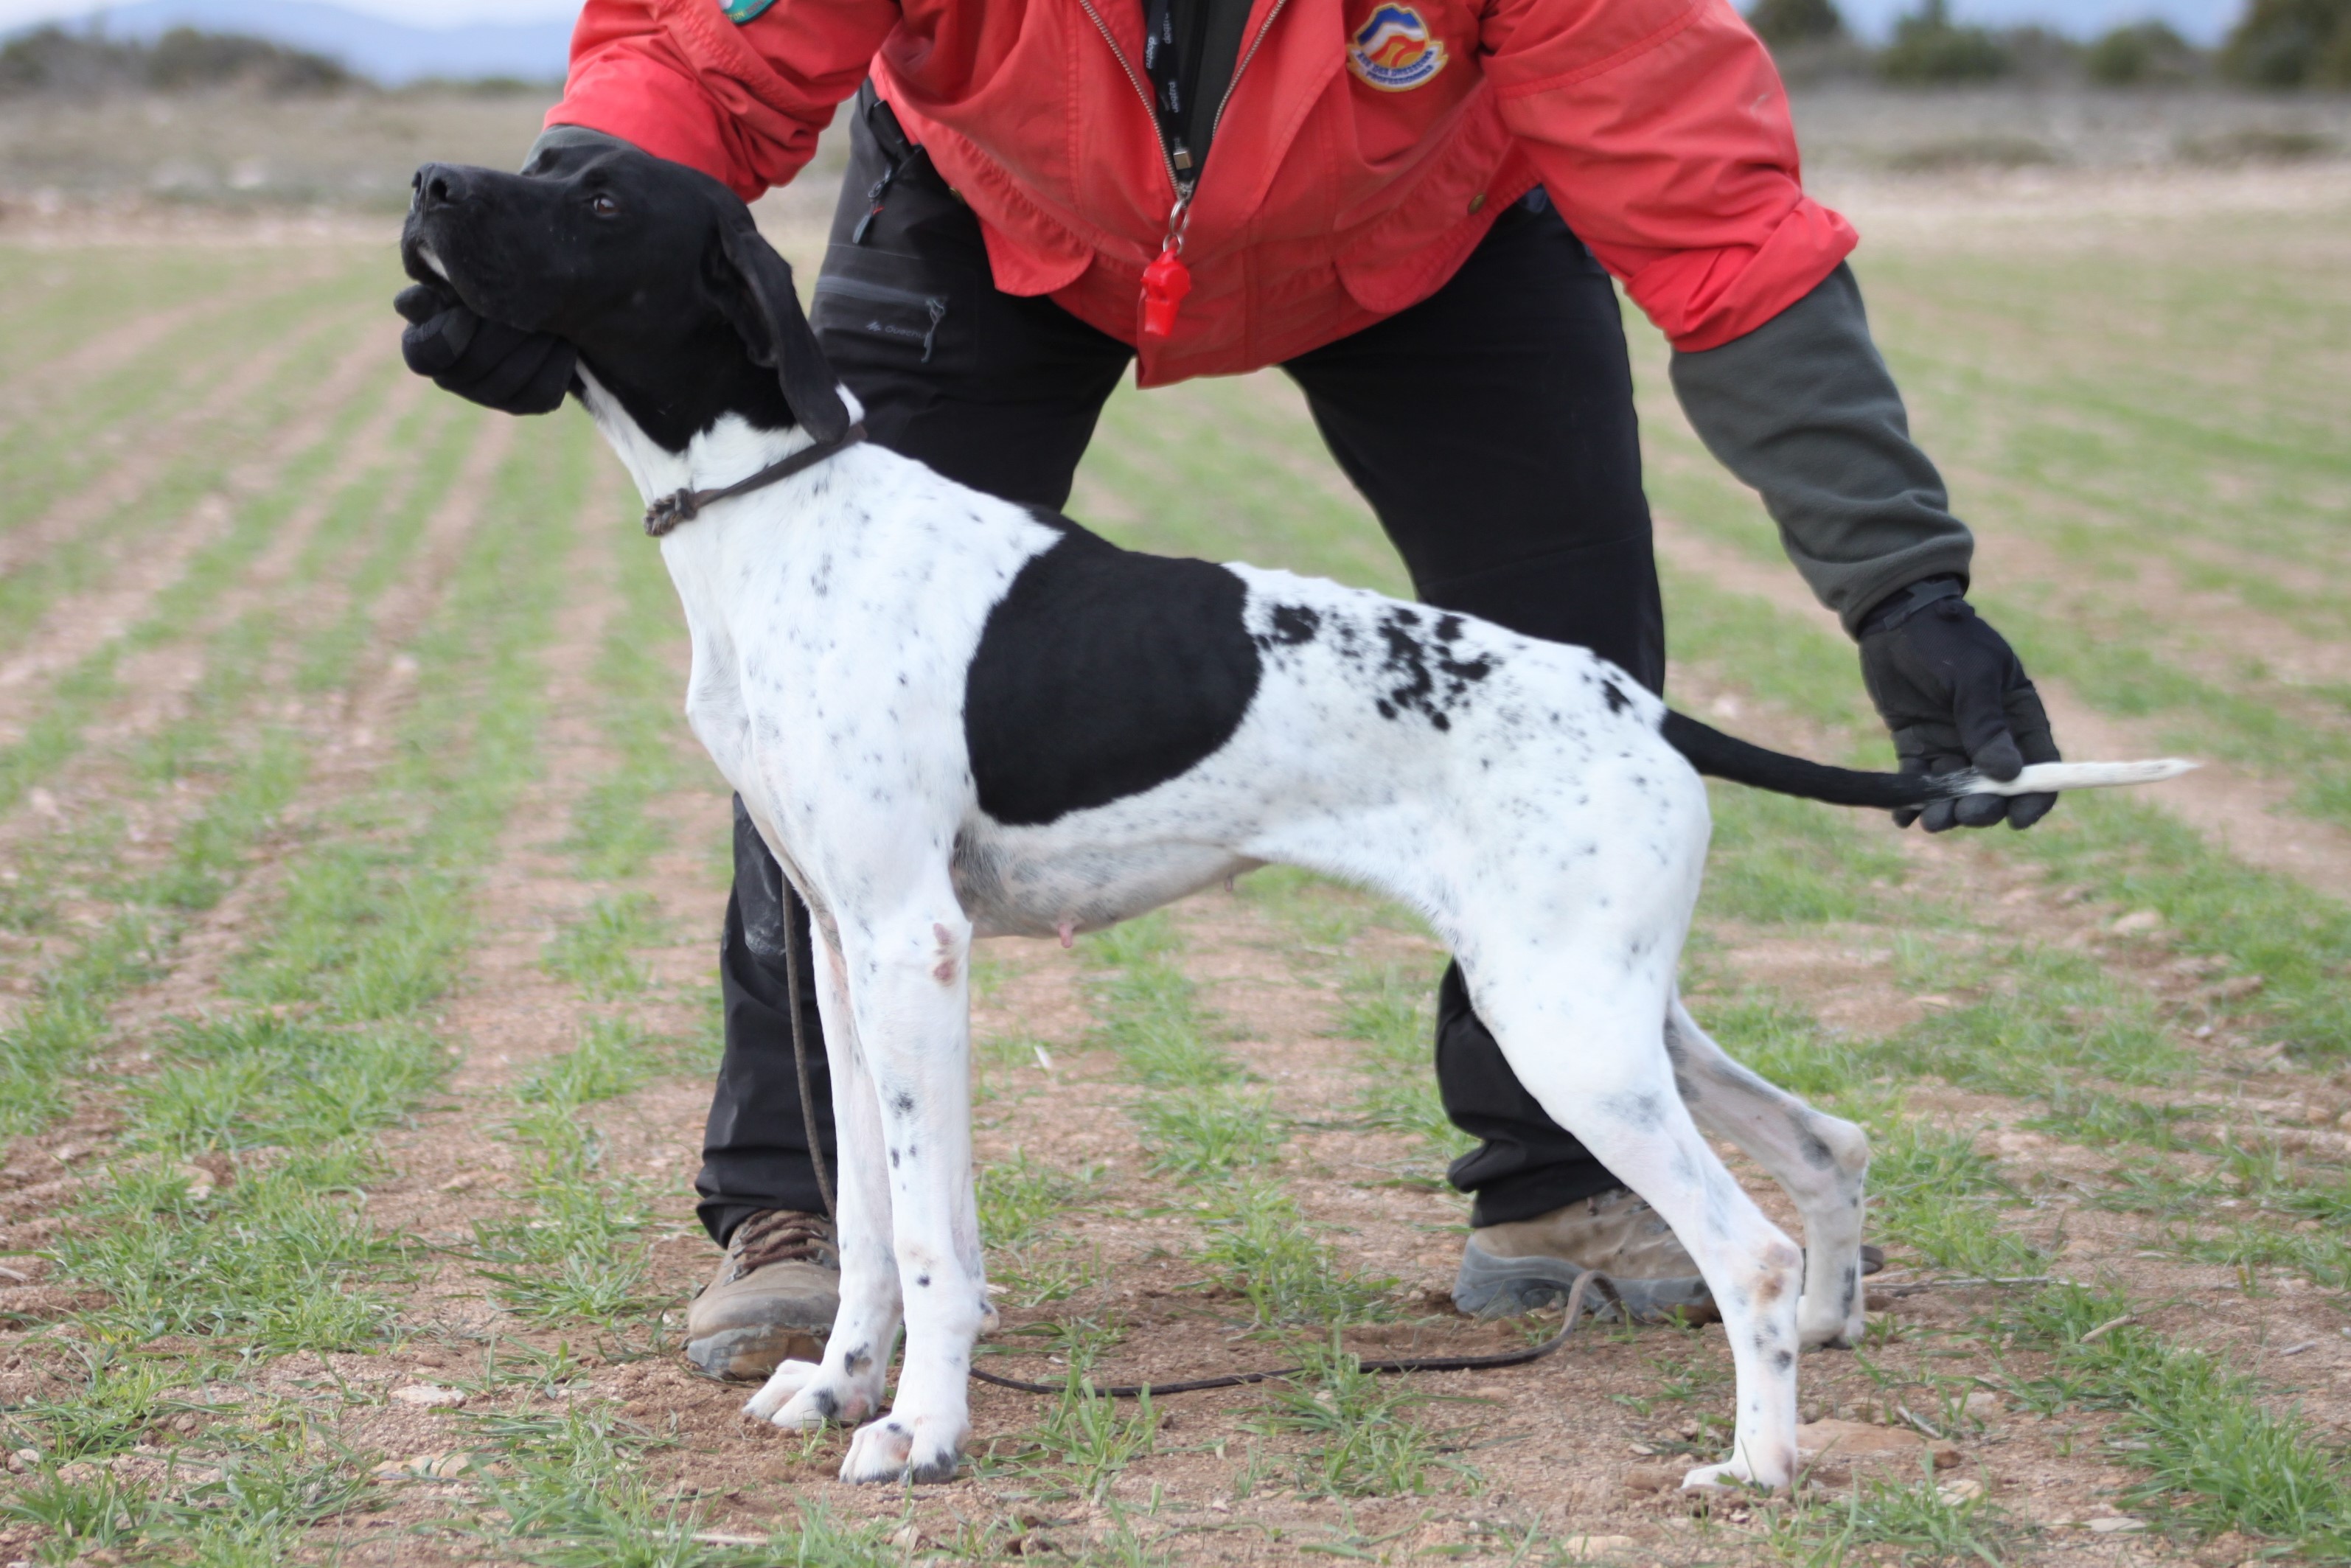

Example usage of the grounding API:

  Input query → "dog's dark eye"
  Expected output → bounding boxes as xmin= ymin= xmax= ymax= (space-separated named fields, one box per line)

xmin=591 ymin=193 xmax=621 ymax=217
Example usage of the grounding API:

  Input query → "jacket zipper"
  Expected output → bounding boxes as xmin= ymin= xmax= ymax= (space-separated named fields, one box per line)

xmin=1208 ymin=0 xmax=1288 ymax=151
xmin=814 ymin=274 xmax=949 ymax=361
xmin=1073 ymin=0 xmax=1290 ymax=220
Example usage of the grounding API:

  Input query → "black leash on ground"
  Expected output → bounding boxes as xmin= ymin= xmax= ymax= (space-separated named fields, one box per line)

xmin=968 ymin=1271 xmax=1622 ymax=1398
xmin=780 ymin=905 xmax=1618 ymax=1397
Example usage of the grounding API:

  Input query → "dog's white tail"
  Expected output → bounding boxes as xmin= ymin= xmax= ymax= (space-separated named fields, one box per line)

xmin=1960 ymin=759 xmax=2198 ymax=797
xmin=1661 ymin=711 xmax=2198 ymax=812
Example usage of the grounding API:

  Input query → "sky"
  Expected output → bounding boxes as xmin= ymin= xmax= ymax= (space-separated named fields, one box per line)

xmin=0 ymin=0 xmax=2249 ymax=47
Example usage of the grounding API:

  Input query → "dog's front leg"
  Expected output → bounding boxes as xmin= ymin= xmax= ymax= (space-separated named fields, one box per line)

xmin=835 ymin=907 xmax=986 ymax=1485
xmin=745 ymin=931 xmax=899 ymax=1430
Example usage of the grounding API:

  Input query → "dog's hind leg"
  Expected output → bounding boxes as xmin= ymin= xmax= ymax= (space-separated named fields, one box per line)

xmin=1666 ymin=995 xmax=1869 ymax=1350
xmin=745 ymin=930 xmax=901 ymax=1432
xmin=1467 ymin=955 xmax=1803 ymax=1491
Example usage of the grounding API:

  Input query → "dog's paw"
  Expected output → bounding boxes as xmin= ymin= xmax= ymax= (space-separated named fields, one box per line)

xmin=840 ymin=1411 xmax=964 ymax=1485
xmin=1682 ymin=1456 xmax=1791 ymax=1492
xmin=1798 ymin=1312 xmax=1864 ymax=1352
xmin=744 ymin=1361 xmax=877 ymax=1430
xmin=742 ymin=1359 xmax=821 ymax=1424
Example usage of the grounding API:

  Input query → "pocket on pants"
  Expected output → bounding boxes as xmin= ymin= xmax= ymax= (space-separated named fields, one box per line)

xmin=813 ymin=248 xmax=979 ymax=369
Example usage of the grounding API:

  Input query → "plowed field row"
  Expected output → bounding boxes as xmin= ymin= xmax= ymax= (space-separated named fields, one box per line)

xmin=2 ymin=170 xmax=2348 ymax=1567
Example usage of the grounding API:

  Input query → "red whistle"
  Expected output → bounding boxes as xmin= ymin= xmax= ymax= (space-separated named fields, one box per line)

xmin=1141 ymin=245 xmax=1191 ymax=338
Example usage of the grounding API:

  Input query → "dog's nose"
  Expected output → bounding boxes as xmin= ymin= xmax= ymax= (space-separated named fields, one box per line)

xmin=411 ymin=163 xmax=467 ymax=212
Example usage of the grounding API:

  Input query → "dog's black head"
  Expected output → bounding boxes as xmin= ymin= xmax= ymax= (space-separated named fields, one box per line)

xmin=402 ymin=142 xmax=849 ymax=452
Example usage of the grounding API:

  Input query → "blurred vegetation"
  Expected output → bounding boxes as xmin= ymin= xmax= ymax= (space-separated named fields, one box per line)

xmin=0 ymin=25 xmax=355 ymax=95
xmin=1744 ymin=0 xmax=2351 ymax=92
xmin=1877 ymin=0 xmax=2014 ymax=82
xmin=2223 ymin=0 xmax=2351 ymax=87
xmin=2086 ymin=20 xmax=2201 ymax=84
xmin=1748 ymin=0 xmax=1847 ymax=48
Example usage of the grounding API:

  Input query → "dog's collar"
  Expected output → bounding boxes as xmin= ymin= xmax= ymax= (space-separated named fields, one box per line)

xmin=642 ymin=422 xmax=868 ymax=538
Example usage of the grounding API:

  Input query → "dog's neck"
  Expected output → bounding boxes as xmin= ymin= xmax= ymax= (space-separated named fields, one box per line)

xmin=576 ymin=363 xmax=863 ymax=512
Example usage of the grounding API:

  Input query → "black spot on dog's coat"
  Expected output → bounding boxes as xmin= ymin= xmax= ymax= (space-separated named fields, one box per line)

xmin=1266 ymin=604 xmax=1321 ymax=646
xmin=1369 ymin=607 xmax=1495 ymax=731
xmin=1603 ymin=681 xmax=1631 ymax=714
xmin=964 ymin=520 xmax=1261 ymax=826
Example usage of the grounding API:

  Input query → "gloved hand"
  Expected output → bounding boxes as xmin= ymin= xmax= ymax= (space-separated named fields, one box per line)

xmin=1859 ymin=578 xmax=2059 ymax=832
xmin=394 ymin=281 xmax=577 ymax=416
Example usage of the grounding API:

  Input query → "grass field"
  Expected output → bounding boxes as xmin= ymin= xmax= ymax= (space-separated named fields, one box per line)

xmin=0 ymin=158 xmax=2348 ymax=1567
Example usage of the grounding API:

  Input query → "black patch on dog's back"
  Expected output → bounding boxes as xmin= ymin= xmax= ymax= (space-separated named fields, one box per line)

xmin=966 ymin=521 xmax=1261 ymax=827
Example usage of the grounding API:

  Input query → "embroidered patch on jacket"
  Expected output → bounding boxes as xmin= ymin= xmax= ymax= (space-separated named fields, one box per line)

xmin=721 ymin=0 xmax=779 ymax=21
xmin=1348 ymin=4 xmax=1448 ymax=91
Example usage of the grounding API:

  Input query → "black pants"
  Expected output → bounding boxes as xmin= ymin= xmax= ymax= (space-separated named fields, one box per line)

xmin=694 ymin=90 xmax=1665 ymax=1247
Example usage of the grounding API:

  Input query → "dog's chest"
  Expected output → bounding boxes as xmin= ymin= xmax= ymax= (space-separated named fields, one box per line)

xmin=658 ymin=455 xmax=1056 ymax=841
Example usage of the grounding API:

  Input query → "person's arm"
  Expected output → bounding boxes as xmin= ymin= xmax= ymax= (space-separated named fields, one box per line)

xmin=547 ymin=0 xmax=896 ymax=201
xmin=1480 ymin=0 xmax=2056 ymax=829
xmin=1671 ymin=264 xmax=2058 ymax=831
xmin=1668 ymin=262 xmax=1964 ymax=633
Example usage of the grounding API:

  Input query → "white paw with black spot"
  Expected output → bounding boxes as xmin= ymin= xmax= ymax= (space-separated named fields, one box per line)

xmin=745 ymin=1360 xmax=876 ymax=1430
xmin=840 ymin=1412 xmax=963 ymax=1485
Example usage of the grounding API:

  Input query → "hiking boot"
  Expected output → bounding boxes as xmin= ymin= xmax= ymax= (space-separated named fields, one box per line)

xmin=684 ymin=1209 xmax=838 ymax=1381
xmin=1452 ymin=1190 xmax=1883 ymax=1323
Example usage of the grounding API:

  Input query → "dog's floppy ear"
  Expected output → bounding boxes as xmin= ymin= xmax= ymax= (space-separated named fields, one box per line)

xmin=713 ymin=211 xmax=851 ymax=442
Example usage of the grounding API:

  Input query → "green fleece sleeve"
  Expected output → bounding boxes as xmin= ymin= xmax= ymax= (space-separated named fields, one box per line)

xmin=1668 ymin=262 xmax=1974 ymax=636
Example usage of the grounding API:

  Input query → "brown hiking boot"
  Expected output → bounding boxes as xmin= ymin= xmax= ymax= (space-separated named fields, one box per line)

xmin=1454 ymin=1190 xmax=1882 ymax=1322
xmin=684 ymin=1209 xmax=838 ymax=1381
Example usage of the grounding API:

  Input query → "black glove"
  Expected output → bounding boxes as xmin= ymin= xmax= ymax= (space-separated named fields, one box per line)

xmin=1859 ymin=578 xmax=2059 ymax=832
xmin=394 ymin=282 xmax=577 ymax=416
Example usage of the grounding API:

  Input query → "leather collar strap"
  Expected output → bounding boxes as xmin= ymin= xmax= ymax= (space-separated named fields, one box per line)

xmin=643 ymin=422 xmax=868 ymax=538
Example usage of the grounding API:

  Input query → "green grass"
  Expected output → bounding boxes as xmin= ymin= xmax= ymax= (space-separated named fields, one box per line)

xmin=1242 ymin=1338 xmax=1480 ymax=1498
xmin=1638 ymin=231 xmax=2351 ymax=844
xmin=475 ymin=1043 xmax=666 ymax=1331
xmin=1334 ymin=959 xmax=1469 ymax=1165
xmin=1076 ymin=916 xmax=1402 ymax=1325
xmin=451 ymin=1404 xmax=813 ymax=1568
xmin=983 ymin=1371 xmax=1161 ymax=1503
xmin=565 ymin=509 xmax=708 ymax=879
xmin=1994 ymin=1282 xmax=2351 ymax=1553
xmin=0 ymin=367 xmax=431 ymax=1134
xmin=1763 ymin=1463 xmax=2025 ymax=1567
xmin=3 ymin=402 xmax=588 ymax=1568
xmin=543 ymin=891 xmax=663 ymax=997
xmin=978 ymin=1148 xmax=1100 ymax=1252
xmin=3 ymin=189 xmax=2346 ymax=1565
xmin=1194 ymin=1180 xmax=1398 ymax=1327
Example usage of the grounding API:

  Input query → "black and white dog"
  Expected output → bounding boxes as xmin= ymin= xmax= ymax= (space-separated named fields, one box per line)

xmin=403 ymin=144 xmax=2186 ymax=1491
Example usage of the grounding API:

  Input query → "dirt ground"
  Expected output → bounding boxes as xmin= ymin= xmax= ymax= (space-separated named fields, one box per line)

xmin=1 ymin=136 xmax=2348 ymax=1567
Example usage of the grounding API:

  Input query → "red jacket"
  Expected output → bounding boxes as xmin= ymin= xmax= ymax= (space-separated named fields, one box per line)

xmin=551 ymin=0 xmax=1857 ymax=384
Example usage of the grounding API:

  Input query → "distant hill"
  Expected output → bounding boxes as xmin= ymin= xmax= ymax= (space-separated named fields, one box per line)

xmin=38 ymin=1 xmax=576 ymax=84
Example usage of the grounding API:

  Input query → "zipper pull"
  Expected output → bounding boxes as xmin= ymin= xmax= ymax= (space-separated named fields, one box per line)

xmin=851 ymin=161 xmax=899 ymax=245
xmin=1141 ymin=192 xmax=1194 ymax=339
